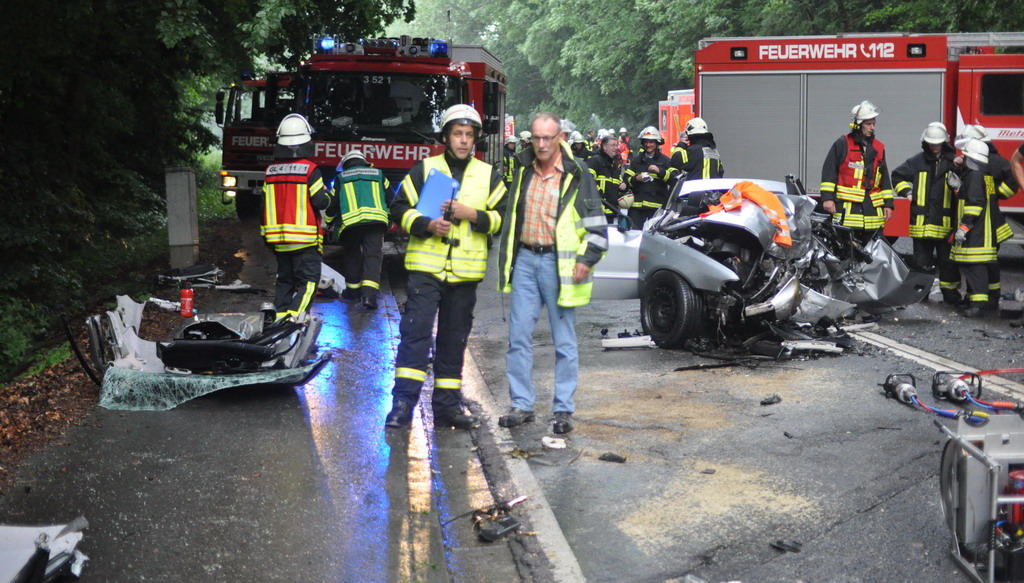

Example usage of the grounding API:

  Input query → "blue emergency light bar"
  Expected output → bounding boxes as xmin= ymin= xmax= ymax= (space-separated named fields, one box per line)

xmin=312 ymin=35 xmax=451 ymax=58
xmin=429 ymin=40 xmax=449 ymax=58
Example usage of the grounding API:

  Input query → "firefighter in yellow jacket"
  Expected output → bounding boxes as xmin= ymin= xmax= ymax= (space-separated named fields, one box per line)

xmin=820 ymin=101 xmax=895 ymax=243
xmin=384 ymin=105 xmax=507 ymax=430
xmin=261 ymin=114 xmax=331 ymax=321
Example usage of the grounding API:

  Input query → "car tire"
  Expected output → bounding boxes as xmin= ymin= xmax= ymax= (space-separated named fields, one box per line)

xmin=640 ymin=270 xmax=705 ymax=348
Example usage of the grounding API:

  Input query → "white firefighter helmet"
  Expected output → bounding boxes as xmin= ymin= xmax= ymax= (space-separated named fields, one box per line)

xmin=638 ymin=126 xmax=664 ymax=144
xmin=921 ymin=122 xmax=948 ymax=145
xmin=851 ymin=100 xmax=881 ymax=125
xmin=519 ymin=130 xmax=532 ymax=141
xmin=685 ymin=117 xmax=709 ymax=136
xmin=338 ymin=150 xmax=367 ymax=170
xmin=505 ymin=134 xmax=518 ymax=145
xmin=277 ymin=113 xmax=314 ymax=146
xmin=962 ymin=138 xmax=989 ymax=168
xmin=440 ymin=104 xmax=482 ymax=134
xmin=570 ymin=131 xmax=586 ymax=144
xmin=961 ymin=124 xmax=991 ymax=143
xmin=560 ymin=119 xmax=577 ymax=135
xmin=619 ymin=127 xmax=628 ymax=134
xmin=597 ymin=129 xmax=609 ymax=140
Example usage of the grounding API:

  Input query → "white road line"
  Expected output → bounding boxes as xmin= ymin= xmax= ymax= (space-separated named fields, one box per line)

xmin=460 ymin=349 xmax=587 ymax=583
xmin=851 ymin=330 xmax=1024 ymax=398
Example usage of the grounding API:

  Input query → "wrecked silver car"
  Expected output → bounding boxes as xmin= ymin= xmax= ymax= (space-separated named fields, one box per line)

xmin=80 ymin=296 xmax=327 ymax=410
xmin=592 ymin=178 xmax=933 ymax=348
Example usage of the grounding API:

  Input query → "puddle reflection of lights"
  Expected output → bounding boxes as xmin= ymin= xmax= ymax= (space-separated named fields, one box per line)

xmin=294 ymin=300 xmax=439 ymax=579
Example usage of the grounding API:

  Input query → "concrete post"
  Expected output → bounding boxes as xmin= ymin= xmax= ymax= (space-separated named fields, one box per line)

xmin=166 ymin=167 xmax=199 ymax=269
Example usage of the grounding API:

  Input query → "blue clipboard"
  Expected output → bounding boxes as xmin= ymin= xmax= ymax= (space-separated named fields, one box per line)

xmin=415 ymin=168 xmax=460 ymax=219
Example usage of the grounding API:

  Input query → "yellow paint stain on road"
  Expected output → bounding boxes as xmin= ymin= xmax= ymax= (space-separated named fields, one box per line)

xmin=618 ymin=460 xmax=821 ymax=557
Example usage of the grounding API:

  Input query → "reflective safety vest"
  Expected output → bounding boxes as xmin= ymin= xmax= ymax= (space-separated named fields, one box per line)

xmin=702 ymin=181 xmax=792 ymax=247
xmin=335 ymin=166 xmax=389 ymax=230
xmin=833 ymin=134 xmax=891 ymax=207
xmin=262 ymin=159 xmax=324 ymax=250
xmin=501 ymin=159 xmax=606 ymax=308
xmin=401 ymin=155 xmax=502 ymax=283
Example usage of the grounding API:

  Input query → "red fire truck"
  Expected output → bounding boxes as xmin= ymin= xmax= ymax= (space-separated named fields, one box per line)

xmin=658 ymin=89 xmax=695 ymax=157
xmin=215 ymin=35 xmax=506 ymax=219
xmin=693 ymin=32 xmax=1024 ymax=238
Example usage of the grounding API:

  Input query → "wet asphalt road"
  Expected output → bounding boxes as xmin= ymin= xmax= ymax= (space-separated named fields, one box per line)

xmin=0 ymin=229 xmax=519 ymax=583
xmin=2 ymin=227 xmax=1024 ymax=582
xmin=463 ymin=241 xmax=1024 ymax=583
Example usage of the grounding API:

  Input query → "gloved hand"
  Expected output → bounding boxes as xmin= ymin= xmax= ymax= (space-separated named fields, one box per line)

xmin=617 ymin=193 xmax=634 ymax=209
xmin=953 ymin=224 xmax=969 ymax=245
xmin=946 ymin=172 xmax=962 ymax=191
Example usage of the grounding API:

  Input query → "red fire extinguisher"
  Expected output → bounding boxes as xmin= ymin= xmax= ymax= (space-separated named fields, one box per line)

xmin=1008 ymin=470 xmax=1024 ymax=524
xmin=180 ymin=282 xmax=195 ymax=317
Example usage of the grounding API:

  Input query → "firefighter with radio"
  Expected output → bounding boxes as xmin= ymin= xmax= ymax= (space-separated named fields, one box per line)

xmin=625 ymin=126 xmax=672 ymax=227
xmin=261 ymin=113 xmax=332 ymax=321
xmin=950 ymin=138 xmax=1013 ymax=317
xmin=669 ymin=117 xmax=723 ymax=186
xmin=327 ymin=151 xmax=392 ymax=310
xmin=587 ymin=134 xmax=630 ymax=222
xmin=820 ymin=100 xmax=895 ymax=243
xmin=890 ymin=122 xmax=960 ymax=304
xmin=384 ymin=104 xmax=507 ymax=430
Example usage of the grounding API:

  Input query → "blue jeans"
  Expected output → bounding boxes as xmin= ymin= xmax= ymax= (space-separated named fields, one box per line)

xmin=506 ymin=249 xmax=578 ymax=414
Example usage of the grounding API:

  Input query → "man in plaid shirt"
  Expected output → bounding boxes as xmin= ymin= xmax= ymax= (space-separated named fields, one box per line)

xmin=496 ymin=112 xmax=608 ymax=435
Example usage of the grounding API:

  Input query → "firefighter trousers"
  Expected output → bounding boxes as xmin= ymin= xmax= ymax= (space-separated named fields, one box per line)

xmin=958 ymin=262 xmax=1000 ymax=305
xmin=338 ymin=222 xmax=385 ymax=300
xmin=391 ymin=272 xmax=478 ymax=414
xmin=273 ymin=245 xmax=321 ymax=319
xmin=911 ymin=238 xmax=958 ymax=288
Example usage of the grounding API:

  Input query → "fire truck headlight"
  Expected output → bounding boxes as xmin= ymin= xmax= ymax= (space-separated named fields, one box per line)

xmin=319 ymin=36 xmax=335 ymax=52
xmin=429 ymin=40 xmax=449 ymax=58
xmin=221 ymin=175 xmax=238 ymax=188
xmin=225 ymin=190 xmax=237 ymax=198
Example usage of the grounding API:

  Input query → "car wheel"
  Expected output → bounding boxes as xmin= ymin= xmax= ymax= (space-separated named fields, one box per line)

xmin=640 ymin=270 xmax=705 ymax=348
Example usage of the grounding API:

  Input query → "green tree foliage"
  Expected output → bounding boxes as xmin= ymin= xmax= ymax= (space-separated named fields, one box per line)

xmin=0 ymin=0 xmax=412 ymax=375
xmin=393 ymin=0 xmax=1024 ymax=130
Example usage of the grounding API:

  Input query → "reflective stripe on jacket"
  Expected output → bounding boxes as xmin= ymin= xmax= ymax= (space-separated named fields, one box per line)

xmin=832 ymin=134 xmax=891 ymax=206
xmin=499 ymin=142 xmax=608 ymax=308
xmin=951 ymin=168 xmax=1012 ymax=263
xmin=400 ymin=155 xmax=504 ymax=283
xmin=335 ymin=167 xmax=389 ymax=229
xmin=890 ymin=146 xmax=955 ymax=239
xmin=262 ymin=159 xmax=325 ymax=250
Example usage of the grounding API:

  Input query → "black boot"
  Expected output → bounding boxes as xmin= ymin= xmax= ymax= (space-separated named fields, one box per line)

xmin=941 ymin=290 xmax=962 ymax=305
xmin=362 ymin=290 xmax=378 ymax=310
xmin=385 ymin=400 xmax=414 ymax=428
xmin=434 ymin=407 xmax=476 ymax=430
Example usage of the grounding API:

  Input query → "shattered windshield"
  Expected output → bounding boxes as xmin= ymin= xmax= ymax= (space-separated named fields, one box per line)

xmin=305 ymin=72 xmax=460 ymax=143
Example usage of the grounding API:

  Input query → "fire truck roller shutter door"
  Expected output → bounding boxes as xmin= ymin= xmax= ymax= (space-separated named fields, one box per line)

xmin=803 ymin=72 xmax=944 ymax=192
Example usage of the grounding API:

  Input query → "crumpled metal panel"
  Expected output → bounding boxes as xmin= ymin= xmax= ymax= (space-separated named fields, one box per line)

xmin=792 ymin=285 xmax=857 ymax=323
xmin=828 ymin=238 xmax=933 ymax=310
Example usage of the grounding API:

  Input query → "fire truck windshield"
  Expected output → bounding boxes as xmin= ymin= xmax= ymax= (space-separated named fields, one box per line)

xmin=305 ymin=72 xmax=461 ymax=143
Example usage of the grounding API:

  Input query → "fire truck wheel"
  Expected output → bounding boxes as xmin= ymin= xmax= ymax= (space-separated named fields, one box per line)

xmin=640 ymin=270 xmax=706 ymax=348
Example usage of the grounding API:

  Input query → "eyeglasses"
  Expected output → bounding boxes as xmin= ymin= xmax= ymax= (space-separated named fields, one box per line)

xmin=530 ymin=135 xmax=559 ymax=144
